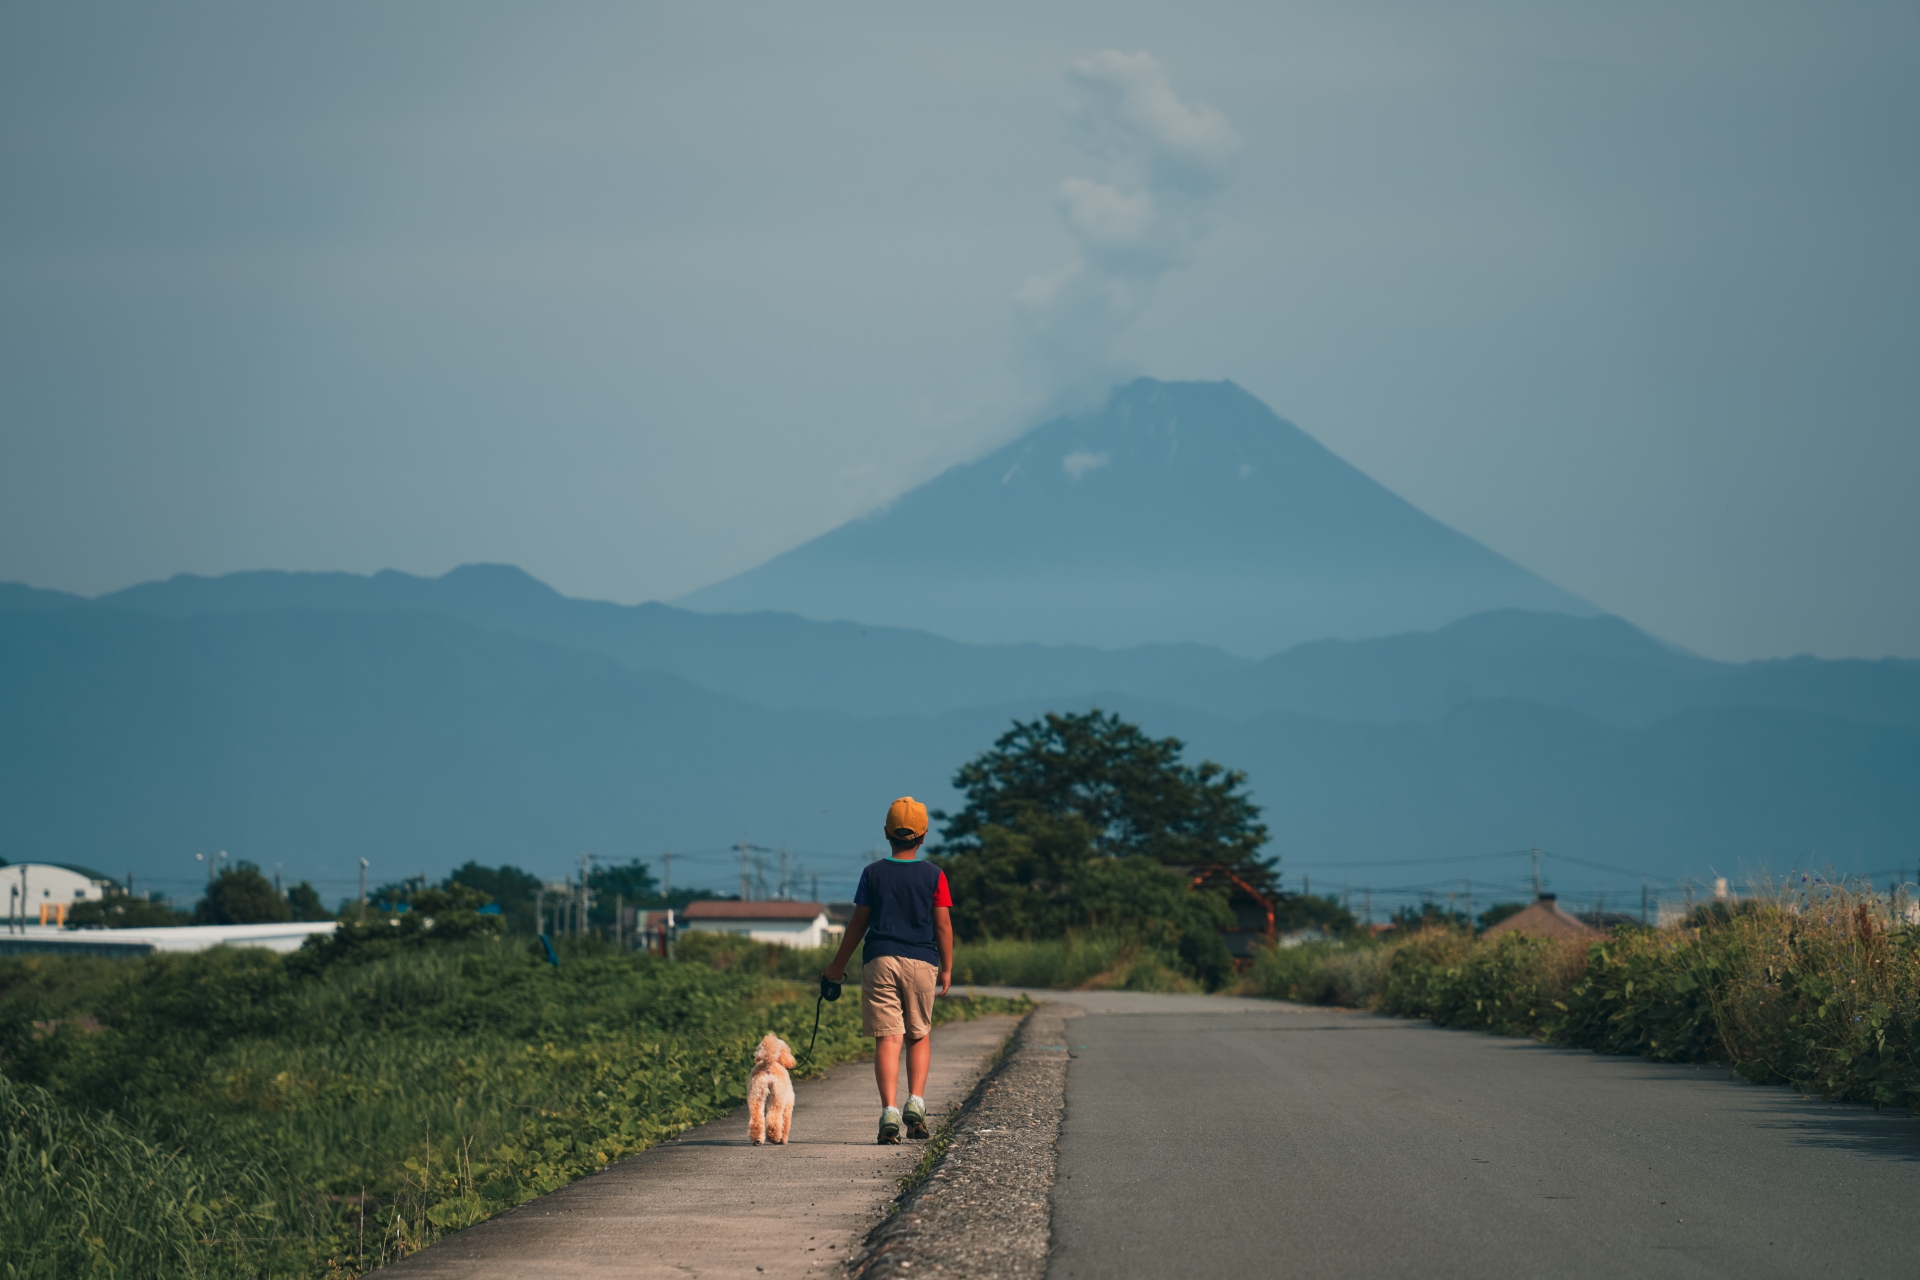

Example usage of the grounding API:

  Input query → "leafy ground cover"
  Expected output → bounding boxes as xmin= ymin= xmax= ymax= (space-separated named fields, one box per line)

xmin=0 ymin=933 xmax=1022 ymax=1279
xmin=1243 ymin=884 xmax=1920 ymax=1111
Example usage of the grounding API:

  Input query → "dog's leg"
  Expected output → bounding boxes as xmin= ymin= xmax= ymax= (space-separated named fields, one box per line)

xmin=774 ymin=1082 xmax=795 ymax=1143
xmin=747 ymin=1074 xmax=768 ymax=1145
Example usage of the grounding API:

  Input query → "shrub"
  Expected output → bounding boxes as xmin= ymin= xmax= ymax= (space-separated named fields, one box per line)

xmin=673 ymin=931 xmax=839 ymax=981
xmin=1261 ymin=883 xmax=1920 ymax=1114
xmin=1380 ymin=929 xmax=1586 ymax=1037
xmin=950 ymin=933 xmax=1198 ymax=992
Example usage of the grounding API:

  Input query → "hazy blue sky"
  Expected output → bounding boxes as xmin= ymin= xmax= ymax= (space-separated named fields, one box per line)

xmin=2 ymin=2 xmax=1914 ymax=661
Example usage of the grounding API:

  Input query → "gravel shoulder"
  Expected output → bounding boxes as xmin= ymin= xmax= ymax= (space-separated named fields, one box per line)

xmin=848 ymin=1004 xmax=1074 ymax=1280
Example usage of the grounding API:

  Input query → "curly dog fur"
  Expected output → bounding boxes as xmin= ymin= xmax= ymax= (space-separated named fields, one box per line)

xmin=747 ymin=1033 xmax=797 ymax=1146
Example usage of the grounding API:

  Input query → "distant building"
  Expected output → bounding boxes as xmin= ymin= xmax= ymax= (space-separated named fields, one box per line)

xmin=680 ymin=900 xmax=834 ymax=948
xmin=0 ymin=921 xmax=337 ymax=958
xmin=3 ymin=862 xmax=112 ymax=927
xmin=1482 ymin=893 xmax=1601 ymax=941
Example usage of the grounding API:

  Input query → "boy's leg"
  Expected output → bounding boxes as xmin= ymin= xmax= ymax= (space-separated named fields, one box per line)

xmin=873 ymin=1033 xmax=905 ymax=1108
xmin=900 ymin=961 xmax=937 ymax=1138
xmin=905 ymin=1033 xmax=931 ymax=1100
xmin=863 ymin=958 xmax=908 ymax=1142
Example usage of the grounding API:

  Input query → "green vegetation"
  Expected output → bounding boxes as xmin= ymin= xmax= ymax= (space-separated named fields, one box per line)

xmin=189 ymin=860 xmax=331 ymax=926
xmin=1245 ymin=884 xmax=1920 ymax=1110
xmin=1 ymin=920 xmax=1020 ymax=1277
xmin=670 ymin=930 xmax=839 ymax=981
xmin=950 ymin=933 xmax=1201 ymax=992
xmin=934 ymin=710 xmax=1266 ymax=990
xmin=65 ymin=893 xmax=191 ymax=929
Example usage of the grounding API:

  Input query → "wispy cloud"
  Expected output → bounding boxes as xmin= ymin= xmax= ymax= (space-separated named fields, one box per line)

xmin=1015 ymin=52 xmax=1241 ymax=413
xmin=1061 ymin=450 xmax=1112 ymax=482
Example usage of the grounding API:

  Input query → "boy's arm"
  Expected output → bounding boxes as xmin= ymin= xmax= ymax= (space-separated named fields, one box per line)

xmin=823 ymin=905 xmax=870 ymax=982
xmin=934 ymin=905 xmax=952 ymax=996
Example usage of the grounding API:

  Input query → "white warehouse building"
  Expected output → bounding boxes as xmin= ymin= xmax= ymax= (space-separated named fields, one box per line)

xmin=679 ymin=900 xmax=836 ymax=948
xmin=4 ymin=862 xmax=112 ymax=925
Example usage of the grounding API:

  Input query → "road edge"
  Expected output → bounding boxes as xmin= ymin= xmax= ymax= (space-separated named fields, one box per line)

xmin=847 ymin=1003 xmax=1072 ymax=1279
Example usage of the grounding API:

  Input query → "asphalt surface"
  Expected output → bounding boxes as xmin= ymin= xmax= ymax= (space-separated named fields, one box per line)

xmin=1034 ymin=995 xmax=1920 ymax=1280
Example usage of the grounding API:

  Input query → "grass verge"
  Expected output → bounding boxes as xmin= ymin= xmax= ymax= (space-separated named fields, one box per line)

xmin=0 ymin=936 xmax=1024 ymax=1277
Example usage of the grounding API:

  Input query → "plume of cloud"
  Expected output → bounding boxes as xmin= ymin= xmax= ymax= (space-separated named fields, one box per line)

xmin=1015 ymin=51 xmax=1241 ymax=411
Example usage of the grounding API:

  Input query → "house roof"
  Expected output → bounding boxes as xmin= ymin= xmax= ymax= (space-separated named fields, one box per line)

xmin=1483 ymin=895 xmax=1601 ymax=941
xmin=681 ymin=900 xmax=827 ymax=921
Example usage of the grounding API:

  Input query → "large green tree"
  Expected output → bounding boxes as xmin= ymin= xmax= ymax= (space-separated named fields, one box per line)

xmin=938 ymin=710 xmax=1272 ymax=879
xmin=192 ymin=861 xmax=292 ymax=925
xmin=449 ymin=861 xmax=543 ymax=934
xmin=938 ymin=807 xmax=1235 ymax=986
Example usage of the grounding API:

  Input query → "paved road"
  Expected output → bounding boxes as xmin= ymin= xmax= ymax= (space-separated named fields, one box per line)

xmin=1019 ymin=992 xmax=1920 ymax=1279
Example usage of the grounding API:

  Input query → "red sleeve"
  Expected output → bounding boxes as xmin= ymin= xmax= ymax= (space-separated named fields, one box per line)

xmin=934 ymin=870 xmax=952 ymax=908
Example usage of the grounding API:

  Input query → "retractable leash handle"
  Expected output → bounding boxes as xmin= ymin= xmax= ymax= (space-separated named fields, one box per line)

xmin=805 ymin=974 xmax=844 ymax=1063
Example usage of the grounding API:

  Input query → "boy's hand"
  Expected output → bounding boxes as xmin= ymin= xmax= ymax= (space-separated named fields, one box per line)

xmin=937 ymin=968 xmax=952 ymax=997
xmin=824 ymin=962 xmax=845 ymax=983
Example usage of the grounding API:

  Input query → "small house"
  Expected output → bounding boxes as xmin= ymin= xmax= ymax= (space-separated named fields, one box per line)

xmin=1482 ymin=893 xmax=1601 ymax=941
xmin=680 ymin=900 xmax=834 ymax=949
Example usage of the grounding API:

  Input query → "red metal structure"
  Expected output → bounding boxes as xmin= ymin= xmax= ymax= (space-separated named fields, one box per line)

xmin=1187 ymin=864 xmax=1277 ymax=969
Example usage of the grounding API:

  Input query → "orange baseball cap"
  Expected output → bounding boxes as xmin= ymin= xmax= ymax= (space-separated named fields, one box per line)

xmin=884 ymin=797 xmax=929 ymax=842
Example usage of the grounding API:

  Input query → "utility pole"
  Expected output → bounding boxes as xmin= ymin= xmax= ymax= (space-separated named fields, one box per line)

xmin=1302 ymin=874 xmax=1310 ymax=899
xmin=753 ymin=854 xmax=770 ymax=902
xmin=1466 ymin=880 xmax=1474 ymax=926
xmin=736 ymin=842 xmax=754 ymax=901
xmin=578 ymin=852 xmax=593 ymax=937
xmin=359 ymin=858 xmax=369 ymax=922
xmin=778 ymin=849 xmax=790 ymax=900
xmin=660 ymin=853 xmax=674 ymax=900
xmin=1531 ymin=846 xmax=1542 ymax=900
xmin=811 ymin=872 xmax=819 ymax=903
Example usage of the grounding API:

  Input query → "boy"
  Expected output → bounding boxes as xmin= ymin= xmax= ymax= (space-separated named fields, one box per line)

xmin=822 ymin=796 xmax=954 ymax=1143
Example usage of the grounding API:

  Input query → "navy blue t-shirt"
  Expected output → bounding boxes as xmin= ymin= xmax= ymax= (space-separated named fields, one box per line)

xmin=854 ymin=857 xmax=952 ymax=966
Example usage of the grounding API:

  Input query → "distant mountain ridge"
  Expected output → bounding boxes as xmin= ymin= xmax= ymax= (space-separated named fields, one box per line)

xmin=677 ymin=378 xmax=1596 ymax=654
xmin=0 ymin=605 xmax=1912 ymax=897
xmin=21 ymin=563 xmax=1917 ymax=732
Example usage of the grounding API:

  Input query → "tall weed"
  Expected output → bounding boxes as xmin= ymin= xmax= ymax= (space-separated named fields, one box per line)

xmin=1249 ymin=884 xmax=1920 ymax=1113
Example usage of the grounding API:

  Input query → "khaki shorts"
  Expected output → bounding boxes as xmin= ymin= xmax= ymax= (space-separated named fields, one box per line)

xmin=861 ymin=955 xmax=937 ymax=1039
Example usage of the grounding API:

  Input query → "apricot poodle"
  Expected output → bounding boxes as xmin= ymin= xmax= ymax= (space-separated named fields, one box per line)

xmin=747 ymin=1033 xmax=797 ymax=1146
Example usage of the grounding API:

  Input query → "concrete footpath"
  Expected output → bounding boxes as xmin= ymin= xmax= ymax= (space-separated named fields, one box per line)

xmin=391 ymin=1013 xmax=1020 ymax=1280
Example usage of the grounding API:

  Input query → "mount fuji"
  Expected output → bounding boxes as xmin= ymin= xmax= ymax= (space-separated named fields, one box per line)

xmin=677 ymin=379 xmax=1595 ymax=655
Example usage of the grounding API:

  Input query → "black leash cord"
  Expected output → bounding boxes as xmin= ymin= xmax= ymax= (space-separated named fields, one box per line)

xmin=806 ymin=974 xmax=843 ymax=1063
